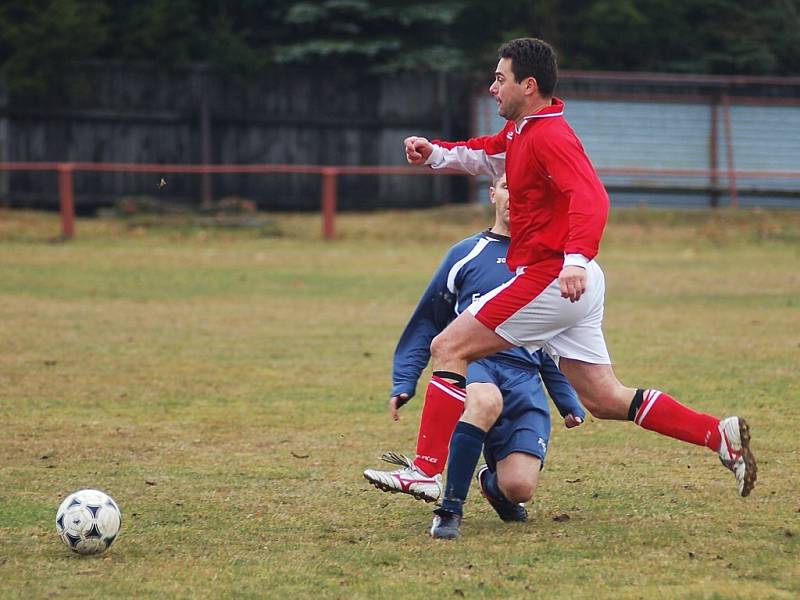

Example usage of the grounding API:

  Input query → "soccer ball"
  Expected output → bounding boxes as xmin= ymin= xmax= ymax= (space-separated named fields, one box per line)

xmin=55 ymin=489 xmax=122 ymax=555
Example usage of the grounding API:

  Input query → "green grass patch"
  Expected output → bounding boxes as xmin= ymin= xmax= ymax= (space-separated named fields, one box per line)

xmin=1 ymin=207 xmax=799 ymax=599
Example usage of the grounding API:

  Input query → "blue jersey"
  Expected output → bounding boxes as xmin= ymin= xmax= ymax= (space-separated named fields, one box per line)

xmin=391 ymin=230 xmax=583 ymax=419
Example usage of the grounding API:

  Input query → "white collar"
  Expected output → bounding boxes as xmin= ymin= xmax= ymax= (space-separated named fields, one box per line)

xmin=515 ymin=110 xmax=564 ymax=134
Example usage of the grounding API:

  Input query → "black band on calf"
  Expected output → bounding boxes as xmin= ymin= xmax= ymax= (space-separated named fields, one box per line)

xmin=628 ymin=388 xmax=645 ymax=421
xmin=433 ymin=370 xmax=467 ymax=389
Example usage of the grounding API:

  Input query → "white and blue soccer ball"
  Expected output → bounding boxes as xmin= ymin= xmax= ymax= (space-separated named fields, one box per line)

xmin=55 ymin=489 xmax=122 ymax=555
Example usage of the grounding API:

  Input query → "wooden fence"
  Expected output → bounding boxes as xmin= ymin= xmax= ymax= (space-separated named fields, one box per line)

xmin=3 ymin=65 xmax=800 ymax=211
xmin=0 ymin=62 xmax=471 ymax=211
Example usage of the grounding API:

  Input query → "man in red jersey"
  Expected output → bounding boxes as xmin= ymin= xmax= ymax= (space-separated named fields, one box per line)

xmin=401 ymin=38 xmax=756 ymax=503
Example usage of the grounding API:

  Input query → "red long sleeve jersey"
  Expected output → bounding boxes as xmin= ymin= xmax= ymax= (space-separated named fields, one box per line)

xmin=434 ymin=98 xmax=609 ymax=270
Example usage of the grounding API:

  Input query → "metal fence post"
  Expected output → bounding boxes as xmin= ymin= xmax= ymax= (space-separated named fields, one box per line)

xmin=709 ymin=96 xmax=719 ymax=208
xmin=0 ymin=89 xmax=8 ymax=202
xmin=57 ymin=163 xmax=75 ymax=239
xmin=200 ymin=83 xmax=213 ymax=209
xmin=321 ymin=168 xmax=337 ymax=240
xmin=721 ymin=93 xmax=739 ymax=208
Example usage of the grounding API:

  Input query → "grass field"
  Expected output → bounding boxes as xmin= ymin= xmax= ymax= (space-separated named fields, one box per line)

xmin=1 ymin=206 xmax=799 ymax=599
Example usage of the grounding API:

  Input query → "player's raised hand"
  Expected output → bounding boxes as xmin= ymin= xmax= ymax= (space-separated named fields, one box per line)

xmin=563 ymin=413 xmax=584 ymax=428
xmin=559 ymin=265 xmax=587 ymax=303
xmin=389 ymin=393 xmax=410 ymax=421
xmin=404 ymin=136 xmax=433 ymax=165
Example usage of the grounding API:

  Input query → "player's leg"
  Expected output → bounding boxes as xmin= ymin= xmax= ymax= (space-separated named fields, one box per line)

xmin=408 ymin=263 xmax=559 ymax=510
xmin=420 ymin=312 xmax=508 ymax=474
xmin=545 ymin=258 xmax=754 ymax=495
xmin=429 ymin=260 xmax=564 ymax=377
xmin=365 ymin=304 xmax=511 ymax=504
xmin=479 ymin=373 xmax=551 ymax=522
xmin=439 ymin=381 xmax=503 ymax=514
xmin=430 ymin=310 xmax=511 ymax=376
xmin=366 ymin=301 xmax=511 ymax=505
xmin=411 ymin=372 xmax=467 ymax=476
xmin=363 ymin=371 xmax=465 ymax=502
xmin=558 ymin=357 xmax=725 ymax=455
xmin=432 ymin=366 xmax=503 ymax=539
xmin=494 ymin=452 xmax=542 ymax=503
xmin=503 ymin=260 xmax=757 ymax=497
xmin=558 ymin=358 xmax=720 ymax=436
xmin=476 ymin=452 xmax=540 ymax=524
xmin=555 ymin=359 xmax=633 ymax=420
xmin=545 ymin=260 xmax=717 ymax=438
xmin=557 ymin=358 xmax=756 ymax=496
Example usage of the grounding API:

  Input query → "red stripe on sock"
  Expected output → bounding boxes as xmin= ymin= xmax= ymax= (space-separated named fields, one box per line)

xmin=635 ymin=389 xmax=721 ymax=450
xmin=412 ymin=375 xmax=465 ymax=476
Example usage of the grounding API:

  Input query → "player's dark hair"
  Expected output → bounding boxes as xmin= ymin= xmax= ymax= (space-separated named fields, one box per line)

xmin=498 ymin=38 xmax=558 ymax=98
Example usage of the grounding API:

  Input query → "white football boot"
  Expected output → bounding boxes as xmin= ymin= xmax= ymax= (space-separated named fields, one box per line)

xmin=363 ymin=451 xmax=442 ymax=503
xmin=717 ymin=416 xmax=757 ymax=497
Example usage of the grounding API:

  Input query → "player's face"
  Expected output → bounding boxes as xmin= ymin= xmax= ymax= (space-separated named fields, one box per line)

xmin=489 ymin=58 xmax=526 ymax=121
xmin=490 ymin=174 xmax=510 ymax=228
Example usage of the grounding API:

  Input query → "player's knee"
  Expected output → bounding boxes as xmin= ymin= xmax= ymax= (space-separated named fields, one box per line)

xmin=464 ymin=385 xmax=502 ymax=429
xmin=569 ymin=369 xmax=631 ymax=420
xmin=502 ymin=478 xmax=537 ymax=503
xmin=430 ymin=333 xmax=455 ymax=362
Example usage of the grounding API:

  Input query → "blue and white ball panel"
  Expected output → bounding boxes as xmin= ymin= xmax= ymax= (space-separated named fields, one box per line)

xmin=55 ymin=488 xmax=122 ymax=555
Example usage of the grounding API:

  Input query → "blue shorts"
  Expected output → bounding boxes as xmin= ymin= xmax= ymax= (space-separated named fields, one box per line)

xmin=467 ymin=358 xmax=551 ymax=472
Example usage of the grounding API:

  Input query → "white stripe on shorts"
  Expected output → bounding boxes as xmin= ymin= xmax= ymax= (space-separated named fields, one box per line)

xmin=472 ymin=260 xmax=611 ymax=365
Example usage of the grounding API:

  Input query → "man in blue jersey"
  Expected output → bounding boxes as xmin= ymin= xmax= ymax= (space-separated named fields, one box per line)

xmin=363 ymin=174 xmax=585 ymax=539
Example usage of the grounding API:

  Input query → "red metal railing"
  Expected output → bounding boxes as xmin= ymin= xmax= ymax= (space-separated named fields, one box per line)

xmin=0 ymin=162 xmax=465 ymax=240
xmin=1 ymin=162 xmax=799 ymax=240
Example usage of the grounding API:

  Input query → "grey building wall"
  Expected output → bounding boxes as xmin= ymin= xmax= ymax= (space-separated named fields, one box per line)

xmin=474 ymin=77 xmax=800 ymax=208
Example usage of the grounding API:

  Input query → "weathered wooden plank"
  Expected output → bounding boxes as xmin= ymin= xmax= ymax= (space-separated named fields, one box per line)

xmin=4 ymin=62 xmax=470 ymax=210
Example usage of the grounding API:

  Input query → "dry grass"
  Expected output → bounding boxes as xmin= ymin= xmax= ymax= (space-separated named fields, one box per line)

xmin=1 ymin=207 xmax=799 ymax=599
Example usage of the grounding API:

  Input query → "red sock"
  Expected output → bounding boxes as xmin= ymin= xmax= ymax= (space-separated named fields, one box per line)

xmin=634 ymin=389 xmax=721 ymax=451
xmin=412 ymin=375 xmax=466 ymax=476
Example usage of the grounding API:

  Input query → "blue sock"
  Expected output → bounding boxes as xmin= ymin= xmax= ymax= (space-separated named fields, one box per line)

xmin=440 ymin=421 xmax=486 ymax=516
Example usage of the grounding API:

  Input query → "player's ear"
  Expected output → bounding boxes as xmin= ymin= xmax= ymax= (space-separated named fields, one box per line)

xmin=489 ymin=186 xmax=496 ymax=204
xmin=525 ymin=76 xmax=538 ymax=96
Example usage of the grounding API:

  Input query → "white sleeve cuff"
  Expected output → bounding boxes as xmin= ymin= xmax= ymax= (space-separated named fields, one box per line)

xmin=563 ymin=253 xmax=589 ymax=269
xmin=424 ymin=145 xmax=445 ymax=167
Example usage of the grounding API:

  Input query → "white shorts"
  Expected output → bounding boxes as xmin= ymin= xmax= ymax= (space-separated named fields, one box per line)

xmin=468 ymin=259 xmax=611 ymax=364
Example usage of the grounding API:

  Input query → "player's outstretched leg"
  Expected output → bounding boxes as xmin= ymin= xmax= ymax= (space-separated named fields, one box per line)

xmin=628 ymin=388 xmax=758 ymax=497
xmin=559 ymin=360 xmax=758 ymax=497
xmin=363 ymin=451 xmax=443 ymax=503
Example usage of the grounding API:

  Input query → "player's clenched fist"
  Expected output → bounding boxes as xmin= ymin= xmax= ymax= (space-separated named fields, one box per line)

xmin=559 ymin=265 xmax=587 ymax=303
xmin=404 ymin=136 xmax=433 ymax=165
